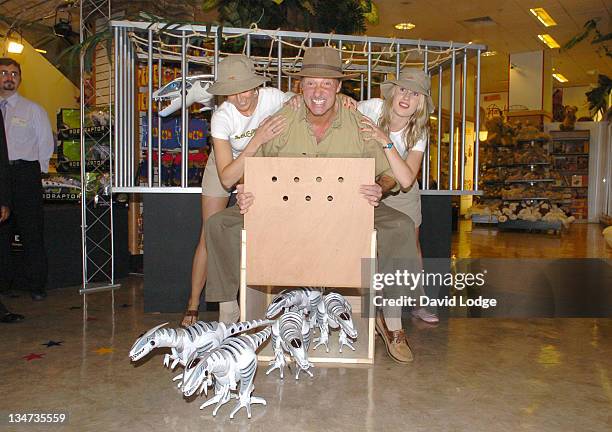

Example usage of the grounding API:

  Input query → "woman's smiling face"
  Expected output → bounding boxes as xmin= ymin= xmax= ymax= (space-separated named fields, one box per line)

xmin=391 ymin=86 xmax=423 ymax=118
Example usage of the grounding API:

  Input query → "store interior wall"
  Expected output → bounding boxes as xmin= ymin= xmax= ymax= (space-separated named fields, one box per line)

xmin=1 ymin=25 xmax=79 ymax=132
xmin=508 ymin=51 xmax=547 ymax=111
xmin=560 ymin=86 xmax=592 ymax=119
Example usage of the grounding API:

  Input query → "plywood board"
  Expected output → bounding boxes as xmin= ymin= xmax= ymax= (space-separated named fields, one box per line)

xmin=244 ymin=157 xmax=375 ymax=287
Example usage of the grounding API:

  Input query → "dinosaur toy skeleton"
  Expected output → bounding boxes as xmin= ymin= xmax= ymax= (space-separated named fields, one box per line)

xmin=181 ymin=327 xmax=271 ymax=419
xmin=265 ymin=287 xmax=323 ymax=328
xmin=128 ymin=319 xmax=271 ymax=370
xmin=266 ymin=311 xmax=313 ymax=380
xmin=313 ymin=292 xmax=358 ymax=353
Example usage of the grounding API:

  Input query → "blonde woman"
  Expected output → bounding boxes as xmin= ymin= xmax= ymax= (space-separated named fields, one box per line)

xmin=182 ymin=55 xmax=293 ymax=326
xmin=358 ymin=68 xmax=439 ymax=325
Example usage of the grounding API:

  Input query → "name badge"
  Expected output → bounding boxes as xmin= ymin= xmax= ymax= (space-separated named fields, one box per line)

xmin=11 ymin=117 xmax=27 ymax=127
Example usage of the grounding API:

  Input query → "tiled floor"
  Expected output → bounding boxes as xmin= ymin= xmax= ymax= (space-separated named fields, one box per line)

xmin=452 ymin=220 xmax=612 ymax=259
xmin=1 ymin=277 xmax=611 ymax=431
xmin=1 ymin=222 xmax=611 ymax=431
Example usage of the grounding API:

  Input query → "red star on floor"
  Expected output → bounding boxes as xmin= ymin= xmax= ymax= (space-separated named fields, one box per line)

xmin=23 ymin=353 xmax=45 ymax=361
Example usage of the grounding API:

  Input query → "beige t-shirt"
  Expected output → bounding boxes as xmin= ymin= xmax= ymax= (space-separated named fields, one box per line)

xmin=255 ymin=102 xmax=398 ymax=188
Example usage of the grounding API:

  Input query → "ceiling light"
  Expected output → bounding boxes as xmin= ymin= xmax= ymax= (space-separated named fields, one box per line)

xmin=7 ymin=41 xmax=24 ymax=54
xmin=552 ymin=73 xmax=568 ymax=83
xmin=35 ymin=48 xmax=47 ymax=54
xmin=537 ymin=34 xmax=560 ymax=49
xmin=395 ymin=22 xmax=416 ymax=30
xmin=530 ymin=8 xmax=557 ymax=27
xmin=482 ymin=50 xmax=497 ymax=57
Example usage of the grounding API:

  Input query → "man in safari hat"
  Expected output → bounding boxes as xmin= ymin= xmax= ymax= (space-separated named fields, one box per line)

xmin=205 ymin=46 xmax=419 ymax=363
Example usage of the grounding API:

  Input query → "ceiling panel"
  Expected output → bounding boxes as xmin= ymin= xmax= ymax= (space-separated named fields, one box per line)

xmin=368 ymin=0 xmax=612 ymax=91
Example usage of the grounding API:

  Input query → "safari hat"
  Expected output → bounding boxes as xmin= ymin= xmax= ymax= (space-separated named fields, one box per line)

xmin=381 ymin=68 xmax=435 ymax=114
xmin=288 ymin=46 xmax=359 ymax=80
xmin=207 ymin=55 xmax=270 ymax=96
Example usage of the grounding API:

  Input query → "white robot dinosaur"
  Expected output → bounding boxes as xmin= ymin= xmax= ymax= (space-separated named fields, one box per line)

xmin=265 ymin=287 xmax=323 ymax=329
xmin=152 ymin=75 xmax=214 ymax=117
xmin=181 ymin=327 xmax=271 ymax=419
xmin=313 ymin=292 xmax=358 ymax=353
xmin=128 ymin=319 xmax=271 ymax=371
xmin=266 ymin=311 xmax=313 ymax=380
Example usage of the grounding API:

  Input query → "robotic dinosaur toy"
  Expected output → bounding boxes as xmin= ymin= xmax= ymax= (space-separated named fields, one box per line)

xmin=128 ymin=319 xmax=272 ymax=370
xmin=265 ymin=287 xmax=323 ymax=328
xmin=181 ymin=327 xmax=272 ymax=419
xmin=266 ymin=311 xmax=313 ymax=380
xmin=313 ymin=292 xmax=358 ymax=353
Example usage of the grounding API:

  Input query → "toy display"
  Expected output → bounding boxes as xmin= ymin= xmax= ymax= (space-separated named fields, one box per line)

xmin=181 ymin=327 xmax=272 ymax=419
xmin=473 ymin=116 xmax=584 ymax=231
xmin=130 ymin=290 xmax=357 ymax=419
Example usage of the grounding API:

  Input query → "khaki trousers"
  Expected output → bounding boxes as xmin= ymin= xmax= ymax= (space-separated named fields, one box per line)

xmin=204 ymin=202 xmax=418 ymax=302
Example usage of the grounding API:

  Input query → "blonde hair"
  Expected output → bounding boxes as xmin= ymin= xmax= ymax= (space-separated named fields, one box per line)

xmin=378 ymin=87 xmax=430 ymax=152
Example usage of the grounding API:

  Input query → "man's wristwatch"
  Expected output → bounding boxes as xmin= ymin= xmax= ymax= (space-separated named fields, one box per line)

xmin=382 ymin=142 xmax=393 ymax=149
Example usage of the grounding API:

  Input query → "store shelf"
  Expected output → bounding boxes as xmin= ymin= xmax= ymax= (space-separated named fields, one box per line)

xmin=498 ymin=219 xmax=562 ymax=232
xmin=551 ymin=152 xmax=589 ymax=156
xmin=516 ymin=138 xmax=548 ymax=144
xmin=505 ymin=179 xmax=555 ymax=184
xmin=472 ymin=214 xmax=498 ymax=224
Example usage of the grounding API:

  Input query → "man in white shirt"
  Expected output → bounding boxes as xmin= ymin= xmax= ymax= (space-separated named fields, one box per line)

xmin=0 ymin=58 xmax=54 ymax=301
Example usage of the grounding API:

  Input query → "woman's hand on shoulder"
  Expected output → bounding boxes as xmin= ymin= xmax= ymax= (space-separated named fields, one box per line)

xmin=252 ymin=114 xmax=287 ymax=147
xmin=359 ymin=117 xmax=391 ymax=147
xmin=339 ymin=94 xmax=357 ymax=110
xmin=285 ymin=94 xmax=303 ymax=111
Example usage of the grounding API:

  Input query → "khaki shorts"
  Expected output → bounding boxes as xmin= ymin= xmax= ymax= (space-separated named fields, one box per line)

xmin=201 ymin=149 xmax=231 ymax=197
xmin=382 ymin=181 xmax=422 ymax=228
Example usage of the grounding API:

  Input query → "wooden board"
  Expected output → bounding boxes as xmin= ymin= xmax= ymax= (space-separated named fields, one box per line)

xmin=244 ymin=157 xmax=375 ymax=288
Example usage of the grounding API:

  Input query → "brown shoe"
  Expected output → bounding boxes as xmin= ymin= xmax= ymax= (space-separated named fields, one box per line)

xmin=375 ymin=311 xmax=414 ymax=363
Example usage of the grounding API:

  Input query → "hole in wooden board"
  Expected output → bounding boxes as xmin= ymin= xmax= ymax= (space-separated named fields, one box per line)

xmin=327 ymin=195 xmax=333 ymax=201
xmin=316 ymin=176 xmax=322 ymax=182
xmin=272 ymin=176 xmax=278 ymax=182
xmin=305 ymin=195 xmax=311 ymax=201
xmin=294 ymin=177 xmax=300 ymax=182
xmin=338 ymin=176 xmax=344 ymax=183
xmin=282 ymin=195 xmax=289 ymax=201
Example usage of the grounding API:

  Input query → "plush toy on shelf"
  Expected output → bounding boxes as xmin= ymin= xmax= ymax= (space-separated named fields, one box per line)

xmin=560 ymin=105 xmax=578 ymax=131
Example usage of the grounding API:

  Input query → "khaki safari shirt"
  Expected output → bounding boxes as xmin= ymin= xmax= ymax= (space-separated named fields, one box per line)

xmin=254 ymin=102 xmax=399 ymax=190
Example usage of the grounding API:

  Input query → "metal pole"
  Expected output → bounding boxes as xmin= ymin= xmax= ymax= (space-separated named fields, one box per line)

xmin=421 ymin=46 xmax=428 ymax=188
xmin=474 ymin=49 xmax=482 ymax=191
xmin=119 ymin=28 xmax=125 ymax=188
xmin=129 ymin=38 xmax=135 ymax=187
xmin=157 ymin=57 xmax=162 ymax=187
xmin=396 ymin=42 xmax=400 ymax=77
xmin=147 ymin=28 xmax=153 ymax=187
xmin=113 ymin=26 xmax=119 ymax=187
xmin=277 ymin=35 xmax=282 ymax=90
xmin=214 ymin=33 xmax=219 ymax=79
xmin=246 ymin=33 xmax=251 ymax=57
xmin=360 ymin=74 xmax=364 ymax=101
xmin=181 ymin=31 xmax=188 ymax=188
xmin=79 ymin=0 xmax=87 ymax=288
xmin=437 ymin=65 xmax=442 ymax=190
xmin=367 ymin=40 xmax=372 ymax=99
xmin=460 ymin=49 xmax=468 ymax=191
xmin=449 ymin=50 xmax=456 ymax=190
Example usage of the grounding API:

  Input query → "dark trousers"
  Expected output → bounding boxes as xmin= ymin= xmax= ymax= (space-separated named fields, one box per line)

xmin=0 ymin=161 xmax=47 ymax=293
